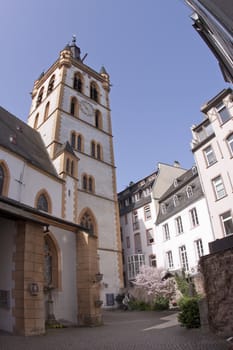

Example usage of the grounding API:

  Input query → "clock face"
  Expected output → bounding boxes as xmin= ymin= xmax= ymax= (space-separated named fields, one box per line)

xmin=80 ymin=100 xmax=94 ymax=116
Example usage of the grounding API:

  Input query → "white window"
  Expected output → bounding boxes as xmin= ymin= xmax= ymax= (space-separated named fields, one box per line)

xmin=195 ymin=239 xmax=204 ymax=259
xmin=166 ymin=251 xmax=174 ymax=269
xmin=163 ymin=223 xmax=170 ymax=241
xmin=146 ymin=228 xmax=154 ymax=245
xmin=220 ymin=211 xmax=233 ymax=236
xmin=149 ymin=254 xmax=157 ymax=267
xmin=227 ymin=134 xmax=233 ymax=155
xmin=179 ymin=245 xmax=189 ymax=272
xmin=175 ymin=216 xmax=183 ymax=234
xmin=144 ymin=205 xmax=151 ymax=220
xmin=190 ymin=207 xmax=199 ymax=227
xmin=127 ymin=254 xmax=145 ymax=280
xmin=216 ymin=102 xmax=231 ymax=123
xmin=212 ymin=176 xmax=226 ymax=200
xmin=204 ymin=145 xmax=216 ymax=166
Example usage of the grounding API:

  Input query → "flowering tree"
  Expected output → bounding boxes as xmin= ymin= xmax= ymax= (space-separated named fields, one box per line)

xmin=130 ymin=266 xmax=176 ymax=304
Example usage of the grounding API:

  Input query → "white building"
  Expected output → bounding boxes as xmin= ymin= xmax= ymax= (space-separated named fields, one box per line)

xmin=118 ymin=162 xmax=187 ymax=286
xmin=191 ymin=88 xmax=233 ymax=239
xmin=0 ymin=37 xmax=123 ymax=335
xmin=155 ymin=167 xmax=214 ymax=275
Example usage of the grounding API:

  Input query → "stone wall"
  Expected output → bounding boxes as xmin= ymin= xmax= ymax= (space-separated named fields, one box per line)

xmin=199 ymin=247 xmax=233 ymax=337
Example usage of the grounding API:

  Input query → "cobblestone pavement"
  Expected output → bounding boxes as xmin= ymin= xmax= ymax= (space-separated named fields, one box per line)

xmin=0 ymin=310 xmax=230 ymax=350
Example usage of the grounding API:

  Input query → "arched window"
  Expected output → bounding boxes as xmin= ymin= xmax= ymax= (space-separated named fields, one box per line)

xmin=77 ymin=135 xmax=82 ymax=151
xmin=88 ymin=177 xmax=93 ymax=192
xmin=173 ymin=195 xmax=179 ymax=207
xmin=34 ymin=113 xmax=39 ymax=129
xmin=90 ymin=82 xmax=99 ymax=102
xmin=0 ymin=164 xmax=4 ymax=195
xmin=82 ymin=175 xmax=87 ymax=190
xmin=44 ymin=102 xmax=50 ymax=120
xmin=95 ymin=110 xmax=102 ymax=129
xmin=227 ymin=133 xmax=233 ymax=155
xmin=186 ymin=185 xmax=193 ymax=198
xmin=36 ymin=87 xmax=44 ymax=107
xmin=97 ymin=144 xmax=101 ymax=160
xmin=71 ymin=132 xmax=76 ymax=148
xmin=47 ymin=75 xmax=55 ymax=95
xmin=71 ymin=161 xmax=74 ymax=176
xmin=37 ymin=194 xmax=49 ymax=212
xmin=91 ymin=141 xmax=96 ymax=157
xmin=80 ymin=211 xmax=94 ymax=234
xmin=66 ymin=158 xmax=70 ymax=173
xmin=44 ymin=234 xmax=60 ymax=289
xmin=73 ymin=73 xmax=83 ymax=93
xmin=70 ymin=97 xmax=78 ymax=117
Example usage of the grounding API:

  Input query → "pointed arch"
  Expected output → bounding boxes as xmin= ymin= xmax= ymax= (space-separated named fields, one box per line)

xmin=73 ymin=72 xmax=83 ymax=93
xmin=36 ymin=87 xmax=44 ymax=107
xmin=35 ymin=189 xmax=52 ymax=213
xmin=0 ymin=160 xmax=10 ymax=196
xmin=34 ymin=113 xmax=39 ymax=129
xmin=70 ymin=96 xmax=79 ymax=117
xmin=95 ymin=110 xmax=102 ymax=129
xmin=79 ymin=208 xmax=98 ymax=236
xmin=90 ymin=81 xmax=99 ymax=103
xmin=82 ymin=173 xmax=87 ymax=190
xmin=47 ymin=74 xmax=55 ymax=95
xmin=44 ymin=101 xmax=50 ymax=121
xmin=44 ymin=232 xmax=61 ymax=289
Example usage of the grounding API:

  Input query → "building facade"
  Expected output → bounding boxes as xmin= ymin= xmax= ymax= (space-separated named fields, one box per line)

xmin=0 ymin=38 xmax=123 ymax=335
xmin=118 ymin=162 xmax=187 ymax=286
xmin=191 ymin=88 xmax=233 ymax=239
xmin=185 ymin=0 xmax=233 ymax=83
xmin=156 ymin=167 xmax=214 ymax=275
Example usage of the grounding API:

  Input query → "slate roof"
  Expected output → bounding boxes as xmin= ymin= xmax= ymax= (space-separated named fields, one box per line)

xmin=156 ymin=167 xmax=204 ymax=224
xmin=0 ymin=106 xmax=58 ymax=178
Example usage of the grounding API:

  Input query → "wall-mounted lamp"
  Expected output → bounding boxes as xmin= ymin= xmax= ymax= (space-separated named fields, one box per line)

xmin=29 ymin=282 xmax=39 ymax=296
xmin=43 ymin=225 xmax=49 ymax=233
xmin=93 ymin=272 xmax=103 ymax=283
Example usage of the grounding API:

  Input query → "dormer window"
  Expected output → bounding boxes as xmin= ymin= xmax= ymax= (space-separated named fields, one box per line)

xmin=192 ymin=165 xmax=197 ymax=175
xmin=173 ymin=195 xmax=179 ymax=207
xmin=173 ymin=179 xmax=178 ymax=187
xmin=186 ymin=185 xmax=193 ymax=198
xmin=161 ymin=203 xmax=167 ymax=214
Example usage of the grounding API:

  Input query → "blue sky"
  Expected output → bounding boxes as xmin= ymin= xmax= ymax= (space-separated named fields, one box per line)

xmin=0 ymin=0 xmax=230 ymax=192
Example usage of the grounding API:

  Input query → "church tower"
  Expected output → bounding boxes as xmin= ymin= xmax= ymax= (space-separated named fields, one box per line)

xmin=27 ymin=36 xmax=123 ymax=304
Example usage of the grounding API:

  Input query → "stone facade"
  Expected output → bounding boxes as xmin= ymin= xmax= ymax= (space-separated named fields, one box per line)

xmin=199 ymin=247 xmax=233 ymax=336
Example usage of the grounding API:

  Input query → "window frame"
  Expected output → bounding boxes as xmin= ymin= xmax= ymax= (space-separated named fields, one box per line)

xmin=175 ymin=216 xmax=184 ymax=234
xmin=144 ymin=205 xmax=151 ymax=220
xmin=179 ymin=245 xmax=189 ymax=272
xmin=226 ymin=133 xmax=233 ymax=156
xmin=146 ymin=228 xmax=154 ymax=245
xmin=220 ymin=210 xmax=233 ymax=236
xmin=212 ymin=175 xmax=226 ymax=200
xmin=166 ymin=251 xmax=174 ymax=269
xmin=190 ymin=207 xmax=199 ymax=228
xmin=203 ymin=145 xmax=217 ymax=166
xmin=163 ymin=223 xmax=170 ymax=241
xmin=216 ymin=101 xmax=231 ymax=124
xmin=195 ymin=239 xmax=204 ymax=259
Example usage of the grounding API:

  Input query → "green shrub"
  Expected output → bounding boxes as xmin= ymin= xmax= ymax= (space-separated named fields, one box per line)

xmin=178 ymin=296 xmax=200 ymax=328
xmin=153 ymin=296 xmax=169 ymax=311
xmin=175 ymin=272 xmax=190 ymax=297
xmin=128 ymin=300 xmax=151 ymax=311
